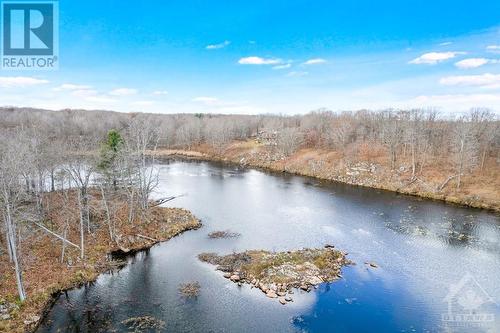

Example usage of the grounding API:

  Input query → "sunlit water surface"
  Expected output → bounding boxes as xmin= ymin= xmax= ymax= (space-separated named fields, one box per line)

xmin=37 ymin=160 xmax=500 ymax=333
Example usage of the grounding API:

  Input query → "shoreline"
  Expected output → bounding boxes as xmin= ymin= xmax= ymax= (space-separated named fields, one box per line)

xmin=33 ymin=221 xmax=201 ymax=333
xmin=0 ymin=206 xmax=201 ymax=333
xmin=152 ymin=148 xmax=500 ymax=213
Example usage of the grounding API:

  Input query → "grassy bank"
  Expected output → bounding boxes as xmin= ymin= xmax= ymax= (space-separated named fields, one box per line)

xmin=0 ymin=191 xmax=201 ymax=333
xmin=152 ymin=140 xmax=500 ymax=213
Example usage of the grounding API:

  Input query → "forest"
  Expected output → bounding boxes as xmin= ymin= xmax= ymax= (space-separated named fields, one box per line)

xmin=0 ymin=106 xmax=498 ymax=331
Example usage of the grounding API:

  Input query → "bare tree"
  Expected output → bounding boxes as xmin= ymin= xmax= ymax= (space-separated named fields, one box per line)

xmin=64 ymin=136 xmax=97 ymax=259
xmin=452 ymin=115 xmax=480 ymax=189
xmin=0 ymin=130 xmax=29 ymax=301
xmin=276 ymin=127 xmax=303 ymax=156
xmin=125 ymin=115 xmax=160 ymax=210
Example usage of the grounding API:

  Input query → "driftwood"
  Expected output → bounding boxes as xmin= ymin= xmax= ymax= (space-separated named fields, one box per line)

xmin=396 ymin=177 xmax=418 ymax=191
xmin=136 ymin=234 xmax=157 ymax=242
xmin=33 ymin=221 xmax=80 ymax=250
xmin=437 ymin=174 xmax=458 ymax=192
xmin=149 ymin=194 xmax=186 ymax=208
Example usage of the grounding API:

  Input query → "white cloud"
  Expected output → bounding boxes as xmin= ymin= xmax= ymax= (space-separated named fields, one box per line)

xmin=192 ymin=96 xmax=219 ymax=105
xmin=287 ymin=71 xmax=308 ymax=77
xmin=71 ymin=89 xmax=98 ymax=98
xmin=439 ymin=73 xmax=500 ymax=89
xmin=409 ymin=93 xmax=500 ymax=109
xmin=54 ymin=83 xmax=92 ymax=91
xmin=152 ymin=90 xmax=168 ymax=95
xmin=109 ymin=88 xmax=137 ymax=96
xmin=0 ymin=76 xmax=49 ymax=88
xmin=133 ymin=100 xmax=154 ymax=106
xmin=439 ymin=42 xmax=453 ymax=46
xmin=454 ymin=58 xmax=493 ymax=69
xmin=85 ymin=96 xmax=117 ymax=104
xmin=206 ymin=40 xmax=230 ymax=50
xmin=409 ymin=52 xmax=465 ymax=65
xmin=238 ymin=56 xmax=282 ymax=65
xmin=487 ymin=45 xmax=500 ymax=54
xmin=272 ymin=63 xmax=291 ymax=70
xmin=303 ymin=58 xmax=327 ymax=65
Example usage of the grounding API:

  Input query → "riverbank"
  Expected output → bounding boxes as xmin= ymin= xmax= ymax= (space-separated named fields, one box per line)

xmin=0 ymin=191 xmax=201 ymax=333
xmin=151 ymin=140 xmax=500 ymax=213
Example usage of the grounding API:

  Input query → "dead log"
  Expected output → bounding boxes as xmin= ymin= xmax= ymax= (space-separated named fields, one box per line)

xmin=149 ymin=194 xmax=186 ymax=208
xmin=33 ymin=222 xmax=80 ymax=250
xmin=136 ymin=234 xmax=157 ymax=242
xmin=437 ymin=174 xmax=458 ymax=192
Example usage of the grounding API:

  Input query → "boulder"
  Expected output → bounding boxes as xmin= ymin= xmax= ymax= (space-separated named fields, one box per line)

xmin=266 ymin=290 xmax=278 ymax=298
xmin=279 ymin=297 xmax=287 ymax=305
xmin=230 ymin=274 xmax=240 ymax=282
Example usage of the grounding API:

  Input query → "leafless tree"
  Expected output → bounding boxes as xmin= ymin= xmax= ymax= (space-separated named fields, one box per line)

xmin=0 ymin=130 xmax=30 ymax=301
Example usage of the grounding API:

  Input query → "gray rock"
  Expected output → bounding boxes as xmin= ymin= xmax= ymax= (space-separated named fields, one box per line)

xmin=266 ymin=290 xmax=278 ymax=298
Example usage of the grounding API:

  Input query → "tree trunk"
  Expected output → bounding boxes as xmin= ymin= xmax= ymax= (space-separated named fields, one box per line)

xmin=77 ymin=190 xmax=85 ymax=259
xmin=50 ymin=169 xmax=55 ymax=192
xmin=100 ymin=186 xmax=113 ymax=241
xmin=4 ymin=198 xmax=26 ymax=301
xmin=456 ymin=139 xmax=464 ymax=190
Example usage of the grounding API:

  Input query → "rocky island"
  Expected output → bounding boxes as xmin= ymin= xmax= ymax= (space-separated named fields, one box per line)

xmin=199 ymin=247 xmax=353 ymax=304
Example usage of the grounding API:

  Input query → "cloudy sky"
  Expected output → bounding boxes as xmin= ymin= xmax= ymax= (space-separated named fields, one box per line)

xmin=1 ymin=0 xmax=500 ymax=114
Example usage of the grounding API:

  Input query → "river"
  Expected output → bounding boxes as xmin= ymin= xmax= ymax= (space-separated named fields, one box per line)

xmin=37 ymin=160 xmax=500 ymax=333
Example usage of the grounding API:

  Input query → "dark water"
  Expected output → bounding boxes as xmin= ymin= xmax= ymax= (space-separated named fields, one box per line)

xmin=37 ymin=160 xmax=500 ymax=333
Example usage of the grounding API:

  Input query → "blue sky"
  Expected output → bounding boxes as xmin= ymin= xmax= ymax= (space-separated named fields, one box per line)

xmin=1 ymin=0 xmax=500 ymax=114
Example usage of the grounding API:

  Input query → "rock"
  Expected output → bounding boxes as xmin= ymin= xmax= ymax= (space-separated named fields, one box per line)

xmin=324 ymin=244 xmax=335 ymax=249
xmin=308 ymin=276 xmax=323 ymax=285
xmin=237 ymin=282 xmax=242 ymax=286
xmin=23 ymin=315 xmax=40 ymax=325
xmin=279 ymin=297 xmax=287 ymax=305
xmin=230 ymin=274 xmax=240 ymax=282
xmin=266 ymin=290 xmax=278 ymax=298
xmin=223 ymin=273 xmax=232 ymax=279
xmin=365 ymin=262 xmax=378 ymax=268
xmin=300 ymin=284 xmax=308 ymax=291
xmin=1 ymin=314 xmax=10 ymax=320
xmin=285 ymin=296 xmax=293 ymax=302
xmin=277 ymin=291 xmax=286 ymax=297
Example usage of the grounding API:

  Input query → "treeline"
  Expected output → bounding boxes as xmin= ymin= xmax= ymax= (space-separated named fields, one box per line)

xmin=1 ymin=107 xmax=498 ymax=186
xmin=0 ymin=111 xmax=163 ymax=302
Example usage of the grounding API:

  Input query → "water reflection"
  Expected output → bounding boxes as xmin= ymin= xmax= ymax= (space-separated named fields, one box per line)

xmin=37 ymin=160 xmax=500 ymax=333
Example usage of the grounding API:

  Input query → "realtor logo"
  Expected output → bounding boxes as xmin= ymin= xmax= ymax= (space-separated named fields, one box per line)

xmin=442 ymin=272 xmax=497 ymax=331
xmin=1 ymin=0 xmax=58 ymax=70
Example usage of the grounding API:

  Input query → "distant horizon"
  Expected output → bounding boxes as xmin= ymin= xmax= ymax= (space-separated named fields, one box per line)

xmin=1 ymin=104 xmax=497 ymax=119
xmin=0 ymin=1 xmax=499 ymax=114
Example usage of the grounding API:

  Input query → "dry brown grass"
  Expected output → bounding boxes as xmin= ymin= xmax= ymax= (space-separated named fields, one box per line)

xmin=0 ymin=190 xmax=200 ymax=333
xmin=153 ymin=140 xmax=500 ymax=212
